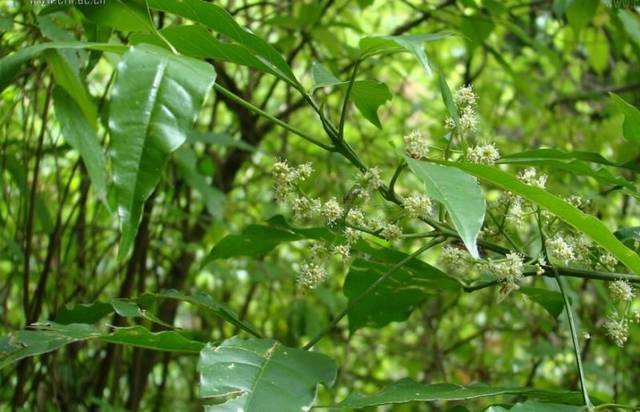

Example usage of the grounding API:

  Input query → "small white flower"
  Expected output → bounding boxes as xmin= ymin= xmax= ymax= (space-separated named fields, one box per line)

xmin=334 ymin=244 xmax=351 ymax=259
xmin=535 ymin=263 xmax=545 ymax=276
xmin=582 ymin=331 xmax=591 ymax=340
xmin=363 ymin=167 xmax=384 ymax=191
xmin=444 ymin=117 xmax=456 ymax=130
xmin=440 ymin=245 xmax=472 ymax=275
xmin=518 ymin=167 xmax=547 ymax=189
xmin=467 ymin=143 xmax=500 ymax=165
xmin=403 ymin=194 xmax=432 ymax=219
xmin=346 ymin=208 xmax=367 ymax=227
xmin=459 ymin=106 xmax=479 ymax=133
xmin=344 ymin=227 xmax=361 ymax=245
xmin=403 ymin=129 xmax=429 ymax=160
xmin=547 ymin=236 xmax=575 ymax=264
xmin=455 ymin=85 xmax=477 ymax=107
xmin=290 ymin=197 xmax=320 ymax=221
xmin=609 ymin=280 xmax=634 ymax=302
xmin=604 ymin=314 xmax=629 ymax=348
xmin=298 ymin=262 xmax=327 ymax=289
xmin=380 ymin=223 xmax=402 ymax=241
xmin=321 ymin=197 xmax=343 ymax=224
xmin=600 ymin=253 xmax=618 ymax=271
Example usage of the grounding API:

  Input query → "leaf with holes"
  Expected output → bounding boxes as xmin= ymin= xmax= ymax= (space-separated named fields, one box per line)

xmin=198 ymin=336 xmax=336 ymax=411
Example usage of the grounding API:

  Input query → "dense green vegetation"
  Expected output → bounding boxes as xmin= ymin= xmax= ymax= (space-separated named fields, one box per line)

xmin=1 ymin=0 xmax=640 ymax=410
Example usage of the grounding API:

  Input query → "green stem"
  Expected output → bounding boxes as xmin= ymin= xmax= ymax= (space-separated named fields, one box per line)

xmin=537 ymin=209 xmax=592 ymax=408
xmin=213 ymin=84 xmax=334 ymax=151
xmin=302 ymin=237 xmax=445 ymax=350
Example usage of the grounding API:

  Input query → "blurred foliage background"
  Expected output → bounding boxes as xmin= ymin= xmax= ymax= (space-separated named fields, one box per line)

xmin=1 ymin=0 xmax=639 ymax=410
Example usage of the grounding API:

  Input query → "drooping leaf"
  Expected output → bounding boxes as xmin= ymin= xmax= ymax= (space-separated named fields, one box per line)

xmin=109 ymin=44 xmax=216 ymax=260
xmin=337 ymin=378 xmax=585 ymax=408
xmin=55 ymin=301 xmax=113 ymax=325
xmin=311 ymin=61 xmax=343 ymax=89
xmin=99 ymin=326 xmax=204 ymax=353
xmin=520 ymin=287 xmax=565 ymax=318
xmin=153 ymin=290 xmax=261 ymax=338
xmin=358 ymin=33 xmax=451 ymax=75
xmin=610 ymin=93 xmax=640 ymax=143
xmin=460 ymin=14 xmax=494 ymax=51
xmin=406 ymin=159 xmax=485 ymax=258
xmin=344 ymin=242 xmax=460 ymax=332
xmin=147 ymin=0 xmax=298 ymax=86
xmin=198 ymin=336 xmax=336 ymax=412
xmin=45 ymin=50 xmax=98 ymax=126
xmin=350 ymin=80 xmax=392 ymax=129
xmin=447 ymin=162 xmax=640 ymax=273
xmin=53 ymin=87 xmax=108 ymax=202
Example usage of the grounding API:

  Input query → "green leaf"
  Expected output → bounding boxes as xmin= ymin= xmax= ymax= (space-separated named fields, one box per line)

xmin=584 ymin=27 xmax=609 ymax=74
xmin=198 ymin=336 xmax=336 ymax=412
xmin=99 ymin=326 xmax=203 ymax=353
xmin=351 ymin=80 xmax=392 ymax=129
xmin=202 ymin=215 xmax=332 ymax=264
xmin=520 ymin=287 xmax=564 ymax=318
xmin=460 ymin=14 xmax=494 ymax=51
xmin=109 ymin=44 xmax=216 ymax=260
xmin=509 ymin=400 xmax=582 ymax=412
xmin=311 ymin=61 xmax=343 ymax=89
xmin=308 ymin=63 xmax=391 ymax=128
xmin=147 ymin=0 xmax=298 ymax=86
xmin=54 ymin=302 xmax=113 ymax=325
xmin=0 ymin=42 xmax=126 ymax=94
xmin=344 ymin=242 xmax=460 ymax=332
xmin=53 ymin=87 xmax=108 ymax=203
xmin=337 ymin=378 xmax=585 ymax=408
xmin=500 ymin=150 xmax=636 ymax=192
xmin=447 ymin=162 xmax=640 ymax=273
xmin=188 ymin=131 xmax=256 ymax=151
xmin=174 ymin=147 xmax=225 ymax=217
xmin=610 ymin=93 xmax=640 ymax=143
xmin=438 ymin=73 xmax=459 ymax=126
xmin=614 ymin=227 xmax=640 ymax=254
xmin=618 ymin=10 xmax=640 ymax=48
xmin=153 ymin=290 xmax=260 ymax=338
xmin=406 ymin=159 xmax=485 ymax=258
xmin=78 ymin=0 xmax=154 ymax=33
xmin=359 ymin=33 xmax=451 ymax=75
xmin=565 ymin=0 xmax=598 ymax=32
xmin=130 ymin=24 xmax=277 ymax=77
xmin=46 ymin=50 xmax=98 ymax=126
xmin=0 ymin=322 xmax=203 ymax=369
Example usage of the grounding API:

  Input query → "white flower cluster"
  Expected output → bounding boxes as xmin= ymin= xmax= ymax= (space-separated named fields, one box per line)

xmin=609 ymin=280 xmax=634 ymax=302
xmin=467 ymin=143 xmax=500 ymax=165
xmin=403 ymin=129 xmax=429 ymax=160
xmin=273 ymin=160 xmax=313 ymax=200
xmin=486 ymin=252 xmax=525 ymax=299
xmin=546 ymin=236 xmax=575 ymax=264
xmin=297 ymin=262 xmax=327 ymax=289
xmin=321 ymin=197 xmax=343 ymax=225
xmin=518 ymin=167 xmax=547 ymax=189
xmin=604 ymin=313 xmax=629 ymax=348
xmin=445 ymin=85 xmax=479 ymax=134
xmin=440 ymin=245 xmax=474 ymax=276
xmin=363 ymin=167 xmax=384 ymax=191
xmin=380 ymin=222 xmax=402 ymax=241
xmin=402 ymin=194 xmax=432 ymax=219
xmin=600 ymin=253 xmax=618 ymax=271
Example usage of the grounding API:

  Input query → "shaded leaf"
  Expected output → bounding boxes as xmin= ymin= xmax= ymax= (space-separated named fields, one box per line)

xmin=520 ymin=287 xmax=564 ymax=318
xmin=109 ymin=44 xmax=216 ymax=260
xmin=53 ymin=87 xmax=108 ymax=202
xmin=338 ymin=378 xmax=585 ymax=408
xmin=407 ymin=159 xmax=485 ymax=258
xmin=198 ymin=336 xmax=336 ymax=412
xmin=611 ymin=93 xmax=640 ymax=143
xmin=344 ymin=242 xmax=460 ymax=332
xmin=351 ymin=80 xmax=392 ymax=129
xmin=174 ymin=147 xmax=225 ymax=217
